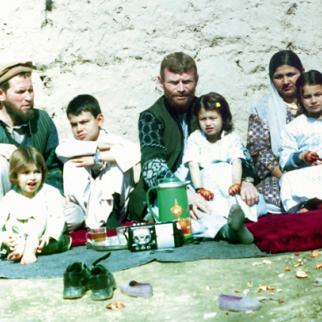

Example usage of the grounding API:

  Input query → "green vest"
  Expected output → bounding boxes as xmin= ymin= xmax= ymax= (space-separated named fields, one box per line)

xmin=128 ymin=96 xmax=197 ymax=220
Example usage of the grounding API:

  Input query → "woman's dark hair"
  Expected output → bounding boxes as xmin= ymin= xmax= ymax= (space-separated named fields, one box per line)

xmin=195 ymin=92 xmax=233 ymax=133
xmin=269 ymin=50 xmax=304 ymax=80
xmin=296 ymin=70 xmax=322 ymax=114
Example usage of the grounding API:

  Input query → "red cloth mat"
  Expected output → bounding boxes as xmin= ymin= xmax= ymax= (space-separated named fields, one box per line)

xmin=70 ymin=221 xmax=135 ymax=247
xmin=246 ymin=209 xmax=322 ymax=253
xmin=70 ymin=213 xmax=322 ymax=254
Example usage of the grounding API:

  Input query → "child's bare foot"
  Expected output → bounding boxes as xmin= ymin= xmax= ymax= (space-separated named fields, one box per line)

xmin=7 ymin=250 xmax=23 ymax=262
xmin=20 ymin=252 xmax=37 ymax=265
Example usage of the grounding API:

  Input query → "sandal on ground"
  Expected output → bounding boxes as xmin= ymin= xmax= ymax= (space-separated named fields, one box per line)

xmin=120 ymin=280 xmax=153 ymax=298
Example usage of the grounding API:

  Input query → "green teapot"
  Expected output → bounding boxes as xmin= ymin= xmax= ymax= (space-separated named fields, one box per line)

xmin=146 ymin=177 xmax=192 ymax=240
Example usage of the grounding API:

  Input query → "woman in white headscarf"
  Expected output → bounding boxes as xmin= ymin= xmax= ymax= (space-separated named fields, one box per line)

xmin=247 ymin=50 xmax=304 ymax=212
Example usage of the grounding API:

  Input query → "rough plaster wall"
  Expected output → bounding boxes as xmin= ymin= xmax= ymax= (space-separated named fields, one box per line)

xmin=0 ymin=0 xmax=321 ymax=142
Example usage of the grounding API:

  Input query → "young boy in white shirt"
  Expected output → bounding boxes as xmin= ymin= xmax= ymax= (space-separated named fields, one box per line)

xmin=56 ymin=94 xmax=140 ymax=230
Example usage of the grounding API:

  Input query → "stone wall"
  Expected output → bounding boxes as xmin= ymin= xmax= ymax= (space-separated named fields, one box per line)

xmin=0 ymin=0 xmax=321 ymax=141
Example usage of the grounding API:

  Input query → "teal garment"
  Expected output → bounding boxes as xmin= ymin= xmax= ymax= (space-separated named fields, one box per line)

xmin=128 ymin=96 xmax=198 ymax=220
xmin=0 ymin=109 xmax=63 ymax=192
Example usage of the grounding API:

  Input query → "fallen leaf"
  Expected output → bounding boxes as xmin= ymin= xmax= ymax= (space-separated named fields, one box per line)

xmin=284 ymin=267 xmax=291 ymax=272
xmin=106 ymin=302 xmax=126 ymax=310
xmin=310 ymin=250 xmax=320 ymax=258
xmin=296 ymin=270 xmax=308 ymax=278
xmin=294 ymin=260 xmax=303 ymax=268
xmin=257 ymin=285 xmax=276 ymax=292
xmin=316 ymin=263 xmax=322 ymax=270
xmin=294 ymin=253 xmax=300 ymax=256
xmin=247 ymin=281 xmax=253 ymax=288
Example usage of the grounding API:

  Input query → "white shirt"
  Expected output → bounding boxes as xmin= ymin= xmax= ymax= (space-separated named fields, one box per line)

xmin=279 ymin=114 xmax=322 ymax=169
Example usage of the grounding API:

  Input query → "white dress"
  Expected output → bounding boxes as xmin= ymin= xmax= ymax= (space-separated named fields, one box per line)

xmin=0 ymin=184 xmax=65 ymax=251
xmin=182 ymin=130 xmax=265 ymax=238
xmin=279 ymin=115 xmax=322 ymax=211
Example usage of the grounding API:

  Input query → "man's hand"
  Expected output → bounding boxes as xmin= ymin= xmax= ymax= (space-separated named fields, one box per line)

xmin=71 ymin=155 xmax=95 ymax=167
xmin=187 ymin=188 xmax=210 ymax=220
xmin=240 ymin=181 xmax=259 ymax=206
xmin=0 ymin=143 xmax=17 ymax=161
xmin=228 ymin=183 xmax=241 ymax=196
xmin=197 ymin=187 xmax=214 ymax=201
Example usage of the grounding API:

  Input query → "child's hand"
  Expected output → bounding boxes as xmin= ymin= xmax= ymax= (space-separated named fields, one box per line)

xmin=37 ymin=236 xmax=50 ymax=253
xmin=4 ymin=234 xmax=18 ymax=251
xmin=20 ymin=250 xmax=37 ymax=265
xmin=302 ymin=151 xmax=320 ymax=164
xmin=7 ymin=249 xmax=24 ymax=261
xmin=197 ymin=188 xmax=214 ymax=201
xmin=228 ymin=183 xmax=241 ymax=196
xmin=71 ymin=156 xmax=95 ymax=167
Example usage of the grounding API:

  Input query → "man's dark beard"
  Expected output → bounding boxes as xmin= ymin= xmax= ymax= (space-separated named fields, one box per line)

xmin=5 ymin=101 xmax=35 ymax=125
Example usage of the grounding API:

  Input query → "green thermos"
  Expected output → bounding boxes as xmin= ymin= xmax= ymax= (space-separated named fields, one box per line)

xmin=146 ymin=178 xmax=192 ymax=240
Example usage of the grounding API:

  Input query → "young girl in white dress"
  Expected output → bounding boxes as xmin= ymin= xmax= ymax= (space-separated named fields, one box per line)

xmin=279 ymin=70 xmax=322 ymax=212
xmin=183 ymin=92 xmax=266 ymax=243
xmin=0 ymin=147 xmax=70 ymax=264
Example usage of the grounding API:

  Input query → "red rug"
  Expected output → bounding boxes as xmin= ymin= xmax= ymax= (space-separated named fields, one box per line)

xmin=71 ymin=211 xmax=322 ymax=254
xmin=246 ymin=209 xmax=322 ymax=253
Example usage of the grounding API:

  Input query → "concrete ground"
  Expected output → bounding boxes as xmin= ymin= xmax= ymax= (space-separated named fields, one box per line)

xmin=0 ymin=250 xmax=321 ymax=322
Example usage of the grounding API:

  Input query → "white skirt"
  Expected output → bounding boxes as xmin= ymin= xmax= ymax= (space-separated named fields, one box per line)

xmin=280 ymin=164 xmax=322 ymax=212
xmin=192 ymin=162 xmax=266 ymax=238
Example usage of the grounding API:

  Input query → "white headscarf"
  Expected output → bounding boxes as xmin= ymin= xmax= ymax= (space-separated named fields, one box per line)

xmin=251 ymin=82 xmax=287 ymax=156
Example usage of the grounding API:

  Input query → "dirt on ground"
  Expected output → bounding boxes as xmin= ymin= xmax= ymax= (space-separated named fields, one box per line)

xmin=0 ymin=250 xmax=322 ymax=322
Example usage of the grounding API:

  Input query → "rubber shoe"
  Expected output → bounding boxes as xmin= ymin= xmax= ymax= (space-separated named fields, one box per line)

xmin=120 ymin=280 xmax=153 ymax=298
xmin=88 ymin=264 xmax=116 ymax=301
xmin=63 ymin=262 xmax=90 ymax=299
xmin=218 ymin=294 xmax=261 ymax=312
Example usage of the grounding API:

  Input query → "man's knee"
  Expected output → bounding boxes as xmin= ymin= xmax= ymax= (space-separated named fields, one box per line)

xmin=64 ymin=201 xmax=86 ymax=232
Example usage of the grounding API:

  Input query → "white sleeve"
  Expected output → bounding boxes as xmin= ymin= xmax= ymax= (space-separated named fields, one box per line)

xmin=226 ymin=133 xmax=245 ymax=163
xmin=279 ymin=126 xmax=299 ymax=169
xmin=55 ymin=140 xmax=97 ymax=162
xmin=110 ymin=138 xmax=141 ymax=173
xmin=183 ymin=134 xmax=201 ymax=165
